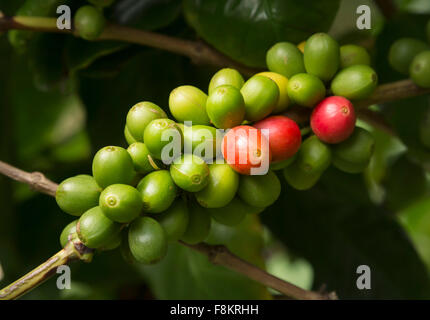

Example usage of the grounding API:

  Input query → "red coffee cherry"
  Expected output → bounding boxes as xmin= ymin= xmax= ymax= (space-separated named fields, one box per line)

xmin=253 ymin=115 xmax=301 ymax=162
xmin=310 ymin=96 xmax=356 ymax=144
xmin=222 ymin=125 xmax=272 ymax=175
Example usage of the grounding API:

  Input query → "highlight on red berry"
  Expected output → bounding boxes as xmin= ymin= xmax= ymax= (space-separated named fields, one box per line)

xmin=310 ymin=96 xmax=356 ymax=144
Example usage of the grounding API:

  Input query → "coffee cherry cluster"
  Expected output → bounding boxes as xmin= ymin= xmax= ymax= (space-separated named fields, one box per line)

xmin=55 ymin=32 xmax=378 ymax=266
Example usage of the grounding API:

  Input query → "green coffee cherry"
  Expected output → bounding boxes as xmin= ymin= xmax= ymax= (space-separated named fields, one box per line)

xmin=124 ymin=125 xmax=137 ymax=145
xmin=126 ymin=102 xmax=167 ymax=142
xmin=98 ymin=231 xmax=122 ymax=251
xmin=257 ymin=72 xmax=290 ymax=113
xmin=208 ymin=68 xmax=245 ymax=94
xmin=77 ymin=206 xmax=121 ymax=249
xmin=180 ymin=202 xmax=211 ymax=245
xmin=156 ymin=199 xmax=189 ymax=241
xmin=410 ymin=51 xmax=430 ymax=88
xmin=240 ymin=75 xmax=279 ymax=121
xmin=283 ymin=161 xmax=322 ymax=190
xmin=206 ymin=85 xmax=245 ymax=129
xmin=331 ymin=65 xmax=378 ymax=100
xmin=287 ymin=73 xmax=325 ymax=107
xmin=388 ymin=38 xmax=429 ymax=75
xmin=420 ymin=107 xmax=430 ymax=148
xmin=74 ymin=5 xmax=106 ymax=41
xmin=120 ymin=229 xmax=136 ymax=264
xmin=128 ymin=217 xmax=167 ymax=264
xmin=137 ymin=170 xmax=177 ymax=213
xmin=206 ymin=197 xmax=256 ymax=226
xmin=56 ymin=175 xmax=101 ymax=216
xmin=237 ymin=171 xmax=281 ymax=208
xmin=340 ymin=44 xmax=371 ymax=68
xmin=143 ymin=119 xmax=183 ymax=161
xmin=60 ymin=220 xmax=78 ymax=248
xmin=304 ymin=33 xmax=340 ymax=82
xmin=266 ymin=42 xmax=306 ymax=78
xmin=169 ymin=85 xmax=210 ymax=125
xmin=195 ymin=163 xmax=239 ymax=208
xmin=170 ymin=154 xmax=209 ymax=192
xmin=99 ymin=184 xmax=142 ymax=223
xmin=296 ymin=135 xmax=331 ymax=175
xmin=127 ymin=142 xmax=162 ymax=174
xmin=332 ymin=127 xmax=375 ymax=173
xmin=92 ymin=146 xmax=135 ymax=188
xmin=183 ymin=125 xmax=220 ymax=161
xmin=270 ymin=154 xmax=297 ymax=171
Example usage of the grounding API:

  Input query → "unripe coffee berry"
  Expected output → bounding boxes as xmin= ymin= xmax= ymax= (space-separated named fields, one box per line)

xmin=340 ymin=44 xmax=371 ymax=68
xmin=206 ymin=197 xmax=250 ymax=226
xmin=60 ymin=220 xmax=78 ymax=248
xmin=180 ymin=201 xmax=211 ymax=245
xmin=170 ymin=154 xmax=209 ymax=192
xmin=182 ymin=125 xmax=220 ymax=161
xmin=124 ymin=125 xmax=137 ymax=145
xmin=208 ymin=68 xmax=244 ymax=94
xmin=143 ymin=119 xmax=183 ymax=161
xmin=287 ymin=73 xmax=326 ymax=108
xmin=74 ymin=5 xmax=106 ymax=41
xmin=311 ymin=96 xmax=356 ymax=144
xmin=256 ymin=72 xmax=290 ymax=113
xmin=388 ymin=38 xmax=429 ymax=75
xmin=410 ymin=51 xmax=430 ymax=88
xmin=169 ymin=85 xmax=210 ymax=125
xmin=238 ymin=170 xmax=281 ymax=208
xmin=126 ymin=101 xmax=167 ymax=142
xmin=127 ymin=142 xmax=162 ymax=174
xmin=266 ymin=42 xmax=305 ymax=78
xmin=156 ymin=199 xmax=189 ymax=242
xmin=331 ymin=65 xmax=378 ymax=100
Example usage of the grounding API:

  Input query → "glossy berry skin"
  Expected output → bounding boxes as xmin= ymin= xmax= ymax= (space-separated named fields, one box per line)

xmin=256 ymin=72 xmax=290 ymax=113
xmin=206 ymin=197 xmax=251 ymax=226
xmin=124 ymin=125 xmax=137 ymax=145
xmin=156 ymin=199 xmax=189 ymax=241
xmin=266 ymin=42 xmax=305 ymax=78
xmin=206 ymin=85 xmax=245 ymax=129
xmin=304 ymin=33 xmax=340 ymax=82
xmin=92 ymin=146 xmax=135 ymax=188
xmin=340 ymin=44 xmax=371 ymax=68
xmin=287 ymin=73 xmax=325 ymax=108
xmin=143 ymin=119 xmax=183 ymax=161
xmin=127 ymin=142 xmax=162 ymax=174
xmin=240 ymin=75 xmax=279 ymax=121
xmin=237 ymin=170 xmax=281 ymax=208
xmin=56 ymin=175 xmax=101 ymax=216
xmin=98 ymin=231 xmax=122 ymax=251
xmin=311 ymin=96 xmax=356 ymax=144
xmin=208 ymin=68 xmax=244 ymax=94
xmin=170 ymin=154 xmax=209 ymax=192
xmin=169 ymin=85 xmax=210 ymax=125
xmin=182 ymin=125 xmax=220 ymax=161
xmin=180 ymin=201 xmax=211 ymax=245
xmin=410 ymin=51 xmax=430 ymax=88
xmin=253 ymin=116 xmax=301 ymax=162
xmin=126 ymin=102 xmax=167 ymax=142
xmin=77 ymin=206 xmax=121 ymax=249
xmin=195 ymin=163 xmax=239 ymax=208
xmin=137 ymin=170 xmax=177 ymax=213
xmin=332 ymin=127 xmax=375 ymax=173
xmin=222 ymin=125 xmax=272 ymax=175
xmin=388 ymin=38 xmax=429 ymax=75
xmin=128 ymin=217 xmax=167 ymax=264
xmin=74 ymin=5 xmax=106 ymax=41
xmin=270 ymin=154 xmax=296 ymax=171
xmin=99 ymin=184 xmax=143 ymax=223
xmin=60 ymin=220 xmax=78 ymax=248
xmin=331 ymin=65 xmax=378 ymax=100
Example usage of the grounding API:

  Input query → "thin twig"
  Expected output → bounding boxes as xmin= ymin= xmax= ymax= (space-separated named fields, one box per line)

xmin=0 ymin=160 xmax=335 ymax=300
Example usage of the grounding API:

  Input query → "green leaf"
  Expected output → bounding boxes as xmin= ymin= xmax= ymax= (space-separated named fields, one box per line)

xmin=183 ymin=0 xmax=341 ymax=67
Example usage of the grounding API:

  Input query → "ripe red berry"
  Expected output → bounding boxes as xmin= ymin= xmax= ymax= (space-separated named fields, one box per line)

xmin=253 ymin=116 xmax=301 ymax=162
xmin=310 ymin=96 xmax=356 ymax=144
xmin=222 ymin=125 xmax=272 ymax=175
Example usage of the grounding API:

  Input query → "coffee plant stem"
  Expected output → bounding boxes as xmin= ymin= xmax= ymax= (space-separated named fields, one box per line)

xmin=0 ymin=160 xmax=337 ymax=300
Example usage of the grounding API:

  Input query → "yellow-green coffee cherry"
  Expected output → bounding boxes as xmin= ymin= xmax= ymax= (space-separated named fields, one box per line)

xmin=195 ymin=163 xmax=239 ymax=208
xmin=237 ymin=171 xmax=281 ymax=208
xmin=206 ymin=85 xmax=245 ymax=129
xmin=257 ymin=72 xmax=290 ymax=113
xmin=137 ymin=170 xmax=177 ymax=213
xmin=127 ymin=142 xmax=162 ymax=174
xmin=410 ymin=51 xmax=430 ymax=88
xmin=126 ymin=102 xmax=167 ymax=142
xmin=304 ymin=33 xmax=340 ymax=82
xmin=99 ymin=184 xmax=142 ymax=223
xmin=169 ymin=85 xmax=210 ymax=125
xmin=156 ymin=199 xmax=189 ymax=241
xmin=266 ymin=42 xmax=306 ymax=78
xmin=77 ymin=206 xmax=121 ymax=249
xmin=331 ymin=65 xmax=378 ymax=100
xmin=56 ymin=175 xmax=102 ymax=216
xmin=180 ymin=201 xmax=211 ymax=245
xmin=124 ymin=125 xmax=137 ymax=145
xmin=74 ymin=5 xmax=106 ymax=41
xmin=208 ymin=68 xmax=245 ymax=94
xmin=182 ymin=125 xmax=220 ymax=161
xmin=287 ymin=73 xmax=325 ymax=108
xmin=340 ymin=44 xmax=371 ymax=68
xmin=60 ymin=220 xmax=78 ymax=248
xmin=143 ymin=119 xmax=183 ymax=161
xmin=206 ymin=197 xmax=255 ymax=226
xmin=128 ymin=217 xmax=167 ymax=264
xmin=170 ymin=154 xmax=209 ymax=192
xmin=92 ymin=146 xmax=135 ymax=188
xmin=388 ymin=38 xmax=430 ymax=75
xmin=240 ymin=75 xmax=279 ymax=121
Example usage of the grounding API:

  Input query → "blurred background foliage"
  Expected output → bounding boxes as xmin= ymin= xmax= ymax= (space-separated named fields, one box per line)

xmin=0 ymin=0 xmax=430 ymax=299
